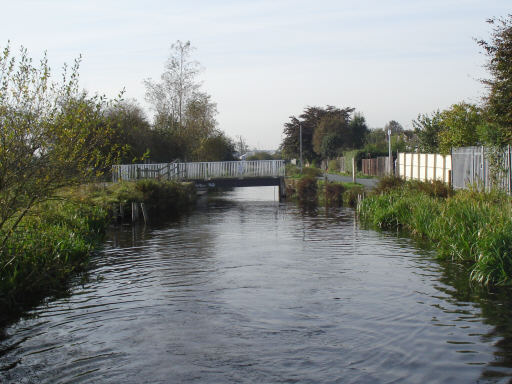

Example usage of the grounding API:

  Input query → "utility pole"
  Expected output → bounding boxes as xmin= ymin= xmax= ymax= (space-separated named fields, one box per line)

xmin=299 ymin=122 xmax=303 ymax=174
xmin=388 ymin=128 xmax=392 ymax=175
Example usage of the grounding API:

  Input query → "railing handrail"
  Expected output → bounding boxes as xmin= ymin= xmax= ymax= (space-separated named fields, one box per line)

xmin=112 ymin=160 xmax=286 ymax=182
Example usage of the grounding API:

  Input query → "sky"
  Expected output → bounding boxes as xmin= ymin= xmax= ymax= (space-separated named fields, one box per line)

xmin=1 ymin=0 xmax=510 ymax=149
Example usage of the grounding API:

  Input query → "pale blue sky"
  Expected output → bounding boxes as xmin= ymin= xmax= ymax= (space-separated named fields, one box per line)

xmin=1 ymin=0 xmax=510 ymax=148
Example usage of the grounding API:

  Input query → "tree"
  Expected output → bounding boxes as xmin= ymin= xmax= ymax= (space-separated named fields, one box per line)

xmin=246 ymin=151 xmax=275 ymax=160
xmin=385 ymin=120 xmax=404 ymax=135
xmin=144 ymin=41 xmax=221 ymax=161
xmin=234 ymin=135 xmax=249 ymax=157
xmin=312 ymin=107 xmax=353 ymax=156
xmin=281 ymin=106 xmax=354 ymax=161
xmin=477 ymin=15 xmax=512 ymax=143
xmin=313 ymin=116 xmax=346 ymax=157
xmin=0 ymin=44 xmax=121 ymax=256
xmin=412 ymin=111 xmax=443 ymax=152
xmin=144 ymin=40 xmax=201 ymax=126
xmin=438 ymin=102 xmax=483 ymax=152
xmin=350 ymin=113 xmax=369 ymax=148
xmin=194 ymin=131 xmax=235 ymax=161
xmin=105 ymin=100 xmax=152 ymax=163
xmin=320 ymin=133 xmax=343 ymax=158
xmin=183 ymin=92 xmax=218 ymax=160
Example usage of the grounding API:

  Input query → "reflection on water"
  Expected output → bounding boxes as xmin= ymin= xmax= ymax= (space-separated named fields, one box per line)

xmin=2 ymin=187 xmax=512 ymax=383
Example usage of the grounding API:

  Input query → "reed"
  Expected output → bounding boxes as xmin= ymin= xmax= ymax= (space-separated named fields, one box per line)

xmin=0 ymin=180 xmax=197 ymax=322
xmin=358 ymin=179 xmax=512 ymax=286
xmin=0 ymin=200 xmax=108 ymax=320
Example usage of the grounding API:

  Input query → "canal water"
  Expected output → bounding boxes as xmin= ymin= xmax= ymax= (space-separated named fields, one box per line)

xmin=2 ymin=187 xmax=512 ymax=383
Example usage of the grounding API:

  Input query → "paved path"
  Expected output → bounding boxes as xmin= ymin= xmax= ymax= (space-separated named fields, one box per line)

xmin=323 ymin=173 xmax=379 ymax=189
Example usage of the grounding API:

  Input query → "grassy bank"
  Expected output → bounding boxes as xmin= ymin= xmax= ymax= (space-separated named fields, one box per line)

xmin=0 ymin=180 xmax=196 ymax=322
xmin=285 ymin=166 xmax=365 ymax=207
xmin=358 ymin=177 xmax=512 ymax=286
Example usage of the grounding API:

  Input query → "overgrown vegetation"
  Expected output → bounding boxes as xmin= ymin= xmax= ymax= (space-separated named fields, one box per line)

xmin=296 ymin=177 xmax=318 ymax=206
xmin=74 ymin=180 xmax=196 ymax=220
xmin=285 ymin=166 xmax=364 ymax=208
xmin=359 ymin=178 xmax=512 ymax=286
xmin=0 ymin=180 xmax=196 ymax=323
xmin=285 ymin=164 xmax=323 ymax=179
xmin=0 ymin=200 xmax=108 ymax=322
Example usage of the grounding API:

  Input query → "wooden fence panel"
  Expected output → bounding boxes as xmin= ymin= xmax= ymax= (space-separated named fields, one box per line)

xmin=362 ymin=157 xmax=391 ymax=177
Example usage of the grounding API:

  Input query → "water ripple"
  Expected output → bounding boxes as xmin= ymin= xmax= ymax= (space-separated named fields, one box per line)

xmin=1 ymin=187 xmax=512 ymax=383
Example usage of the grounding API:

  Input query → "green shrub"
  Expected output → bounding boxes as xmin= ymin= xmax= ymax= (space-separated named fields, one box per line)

xmin=323 ymin=182 xmax=346 ymax=206
xmin=297 ymin=176 xmax=318 ymax=205
xmin=407 ymin=180 xmax=453 ymax=198
xmin=303 ymin=167 xmax=322 ymax=178
xmin=285 ymin=164 xmax=300 ymax=177
xmin=373 ymin=175 xmax=405 ymax=194
xmin=343 ymin=185 xmax=365 ymax=208
xmin=328 ymin=159 xmax=339 ymax=172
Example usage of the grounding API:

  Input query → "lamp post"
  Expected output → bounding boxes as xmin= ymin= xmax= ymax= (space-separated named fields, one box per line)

xmin=299 ymin=122 xmax=303 ymax=174
xmin=388 ymin=128 xmax=392 ymax=174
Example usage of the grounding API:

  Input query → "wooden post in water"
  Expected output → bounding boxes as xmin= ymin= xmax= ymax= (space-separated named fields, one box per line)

xmin=140 ymin=202 xmax=148 ymax=224
xmin=279 ymin=177 xmax=286 ymax=202
xmin=508 ymin=145 xmax=511 ymax=195
xmin=131 ymin=202 xmax=139 ymax=222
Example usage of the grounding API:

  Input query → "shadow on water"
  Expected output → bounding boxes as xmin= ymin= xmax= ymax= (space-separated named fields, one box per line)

xmin=435 ymin=261 xmax=512 ymax=382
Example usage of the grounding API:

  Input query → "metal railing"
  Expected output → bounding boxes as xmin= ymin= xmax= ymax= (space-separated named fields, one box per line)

xmin=112 ymin=160 xmax=286 ymax=182
xmin=452 ymin=146 xmax=512 ymax=193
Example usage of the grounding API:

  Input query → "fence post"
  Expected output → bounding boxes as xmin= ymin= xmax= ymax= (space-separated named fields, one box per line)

xmin=410 ymin=153 xmax=413 ymax=180
xmin=402 ymin=153 xmax=405 ymax=180
xmin=482 ymin=146 xmax=486 ymax=191
xmin=442 ymin=155 xmax=446 ymax=183
xmin=509 ymin=145 xmax=512 ymax=195
xmin=424 ymin=154 xmax=428 ymax=181
xmin=433 ymin=154 xmax=437 ymax=181
xmin=352 ymin=157 xmax=356 ymax=183
xmin=416 ymin=153 xmax=420 ymax=181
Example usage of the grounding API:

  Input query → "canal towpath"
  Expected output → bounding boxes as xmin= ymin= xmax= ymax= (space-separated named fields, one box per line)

xmin=323 ymin=172 xmax=379 ymax=189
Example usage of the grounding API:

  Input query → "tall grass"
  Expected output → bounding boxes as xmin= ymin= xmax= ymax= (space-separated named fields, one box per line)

xmin=1 ymin=180 xmax=197 ymax=322
xmin=0 ymin=200 xmax=108 ymax=319
xmin=358 ymin=179 xmax=512 ymax=286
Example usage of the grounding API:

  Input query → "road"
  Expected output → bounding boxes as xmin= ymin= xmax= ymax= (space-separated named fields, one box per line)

xmin=323 ymin=173 xmax=379 ymax=189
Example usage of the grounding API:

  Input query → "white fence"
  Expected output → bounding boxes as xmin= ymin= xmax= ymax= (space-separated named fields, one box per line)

xmin=112 ymin=160 xmax=286 ymax=182
xmin=397 ymin=153 xmax=452 ymax=183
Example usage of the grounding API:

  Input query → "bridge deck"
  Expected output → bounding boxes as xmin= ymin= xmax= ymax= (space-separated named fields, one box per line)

xmin=112 ymin=160 xmax=286 ymax=182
